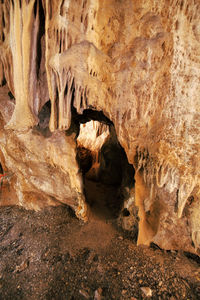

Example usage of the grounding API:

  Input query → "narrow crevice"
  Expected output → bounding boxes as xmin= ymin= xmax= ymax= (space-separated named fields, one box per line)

xmin=2 ymin=11 xmax=5 ymax=28
xmin=8 ymin=91 xmax=14 ymax=101
xmin=184 ymin=252 xmax=200 ymax=264
xmin=60 ymin=0 xmax=65 ymax=16
xmin=0 ymin=77 xmax=6 ymax=87
xmin=0 ymin=162 xmax=3 ymax=174
xmin=38 ymin=100 xmax=51 ymax=126
xmin=33 ymin=100 xmax=52 ymax=137
xmin=36 ymin=0 xmax=45 ymax=78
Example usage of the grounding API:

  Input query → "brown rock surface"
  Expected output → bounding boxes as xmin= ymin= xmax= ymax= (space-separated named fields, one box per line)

xmin=0 ymin=0 xmax=200 ymax=253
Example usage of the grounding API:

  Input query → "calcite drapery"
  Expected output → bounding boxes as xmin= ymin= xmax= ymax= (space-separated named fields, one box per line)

xmin=48 ymin=41 xmax=111 ymax=131
xmin=0 ymin=0 xmax=200 ymax=253
xmin=5 ymin=0 xmax=40 ymax=129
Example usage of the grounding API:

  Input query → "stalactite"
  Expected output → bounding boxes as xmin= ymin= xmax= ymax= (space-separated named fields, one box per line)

xmin=48 ymin=40 xmax=110 ymax=132
xmin=5 ymin=0 xmax=40 ymax=130
xmin=0 ymin=0 xmax=13 ymax=91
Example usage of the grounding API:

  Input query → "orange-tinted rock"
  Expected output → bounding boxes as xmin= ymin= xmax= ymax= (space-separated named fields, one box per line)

xmin=0 ymin=0 xmax=199 ymax=253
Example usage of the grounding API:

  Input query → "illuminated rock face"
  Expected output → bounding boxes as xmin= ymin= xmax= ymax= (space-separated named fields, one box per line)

xmin=0 ymin=0 xmax=200 ymax=253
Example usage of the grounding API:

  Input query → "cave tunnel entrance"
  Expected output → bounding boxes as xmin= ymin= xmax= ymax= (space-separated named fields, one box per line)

xmin=75 ymin=110 xmax=135 ymax=221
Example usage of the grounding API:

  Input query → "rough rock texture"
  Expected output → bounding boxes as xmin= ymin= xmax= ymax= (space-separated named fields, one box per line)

xmin=0 ymin=85 xmax=86 ymax=219
xmin=0 ymin=0 xmax=200 ymax=253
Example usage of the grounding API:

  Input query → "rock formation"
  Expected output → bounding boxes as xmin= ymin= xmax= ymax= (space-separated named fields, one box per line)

xmin=0 ymin=0 xmax=199 ymax=254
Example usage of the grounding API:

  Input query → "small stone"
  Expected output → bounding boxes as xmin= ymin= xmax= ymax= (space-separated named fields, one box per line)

xmin=94 ymin=288 xmax=102 ymax=300
xmin=139 ymin=279 xmax=143 ymax=284
xmin=130 ymin=297 xmax=137 ymax=300
xmin=118 ymin=236 xmax=123 ymax=240
xmin=158 ymin=281 xmax=162 ymax=287
xmin=122 ymin=289 xmax=127 ymax=295
xmin=141 ymin=287 xmax=152 ymax=297
xmin=97 ymin=264 xmax=104 ymax=273
xmin=79 ymin=289 xmax=90 ymax=299
xmin=153 ymin=269 xmax=156 ymax=273
xmin=14 ymin=260 xmax=28 ymax=273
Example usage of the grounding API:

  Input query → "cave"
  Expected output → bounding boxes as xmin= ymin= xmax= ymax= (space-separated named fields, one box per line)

xmin=0 ymin=0 xmax=200 ymax=297
xmin=76 ymin=112 xmax=135 ymax=221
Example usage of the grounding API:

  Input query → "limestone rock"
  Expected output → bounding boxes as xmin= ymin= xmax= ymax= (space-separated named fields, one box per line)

xmin=141 ymin=286 xmax=153 ymax=297
xmin=0 ymin=0 xmax=199 ymax=253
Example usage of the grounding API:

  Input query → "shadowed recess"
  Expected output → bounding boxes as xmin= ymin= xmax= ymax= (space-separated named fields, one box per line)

xmin=76 ymin=111 xmax=135 ymax=220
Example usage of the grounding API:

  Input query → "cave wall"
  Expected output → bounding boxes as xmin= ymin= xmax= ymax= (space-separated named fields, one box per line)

xmin=0 ymin=0 xmax=200 ymax=253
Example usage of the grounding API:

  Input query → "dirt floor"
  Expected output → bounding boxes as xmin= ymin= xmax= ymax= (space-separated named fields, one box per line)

xmin=0 ymin=196 xmax=200 ymax=300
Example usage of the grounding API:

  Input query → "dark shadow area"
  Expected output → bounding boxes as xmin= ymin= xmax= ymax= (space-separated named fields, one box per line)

xmin=75 ymin=109 xmax=113 ymax=125
xmin=0 ymin=162 xmax=3 ymax=174
xmin=0 ymin=77 xmax=6 ymax=87
xmin=184 ymin=252 xmax=200 ymax=264
xmin=33 ymin=100 xmax=52 ymax=137
xmin=38 ymin=100 xmax=51 ymax=125
xmin=0 ymin=162 xmax=3 ymax=189
xmin=35 ymin=0 xmax=45 ymax=78
xmin=8 ymin=91 xmax=15 ymax=101
xmin=76 ymin=147 xmax=93 ymax=175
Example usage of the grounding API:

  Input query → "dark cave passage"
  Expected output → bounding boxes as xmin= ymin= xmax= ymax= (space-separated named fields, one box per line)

xmin=35 ymin=99 xmax=136 ymax=221
xmin=76 ymin=113 xmax=135 ymax=220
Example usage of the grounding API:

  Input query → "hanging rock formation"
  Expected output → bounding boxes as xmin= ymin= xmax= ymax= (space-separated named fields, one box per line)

xmin=0 ymin=0 xmax=200 ymax=254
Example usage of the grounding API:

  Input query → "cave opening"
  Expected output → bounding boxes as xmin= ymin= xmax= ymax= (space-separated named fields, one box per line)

xmin=75 ymin=110 xmax=135 ymax=221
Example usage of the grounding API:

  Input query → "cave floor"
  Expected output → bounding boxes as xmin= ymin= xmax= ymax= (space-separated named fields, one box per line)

xmin=0 ymin=205 xmax=199 ymax=300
